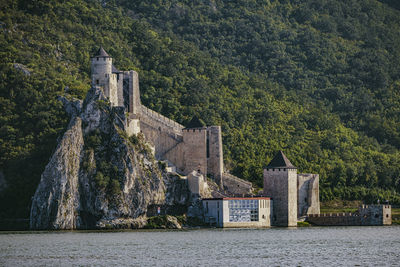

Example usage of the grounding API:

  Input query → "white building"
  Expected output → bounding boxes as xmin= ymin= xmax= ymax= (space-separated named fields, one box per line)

xmin=202 ymin=197 xmax=272 ymax=228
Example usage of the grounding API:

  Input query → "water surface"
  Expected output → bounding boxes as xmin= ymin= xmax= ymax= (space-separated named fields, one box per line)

xmin=1 ymin=226 xmax=399 ymax=266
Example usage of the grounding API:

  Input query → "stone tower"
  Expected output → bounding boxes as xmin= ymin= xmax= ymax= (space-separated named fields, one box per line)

xmin=182 ymin=117 xmax=208 ymax=176
xmin=263 ymin=151 xmax=297 ymax=226
xmin=91 ymin=47 xmax=118 ymax=106
xmin=207 ymin=126 xmax=224 ymax=187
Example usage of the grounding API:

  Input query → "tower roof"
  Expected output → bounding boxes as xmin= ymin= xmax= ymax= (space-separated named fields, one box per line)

xmin=185 ymin=116 xmax=206 ymax=129
xmin=266 ymin=151 xmax=296 ymax=169
xmin=93 ymin=47 xmax=111 ymax=58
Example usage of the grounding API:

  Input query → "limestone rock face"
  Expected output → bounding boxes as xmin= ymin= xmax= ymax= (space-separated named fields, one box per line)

xmin=30 ymin=117 xmax=83 ymax=230
xmin=30 ymin=87 xmax=188 ymax=230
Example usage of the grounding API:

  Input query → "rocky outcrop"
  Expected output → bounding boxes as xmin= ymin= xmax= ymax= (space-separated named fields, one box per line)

xmin=30 ymin=87 xmax=190 ymax=230
xmin=30 ymin=116 xmax=84 ymax=229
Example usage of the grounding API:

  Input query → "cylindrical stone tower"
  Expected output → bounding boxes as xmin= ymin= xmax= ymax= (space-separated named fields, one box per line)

xmin=91 ymin=47 xmax=112 ymax=97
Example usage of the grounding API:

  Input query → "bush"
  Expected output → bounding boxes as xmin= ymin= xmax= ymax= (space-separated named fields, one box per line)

xmin=109 ymin=179 xmax=121 ymax=196
xmin=94 ymin=171 xmax=109 ymax=189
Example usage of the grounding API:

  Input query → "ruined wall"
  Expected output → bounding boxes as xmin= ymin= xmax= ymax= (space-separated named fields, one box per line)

xmin=222 ymin=173 xmax=253 ymax=195
xmin=263 ymin=168 xmax=297 ymax=226
xmin=297 ymin=173 xmax=320 ymax=217
xmin=207 ymin=126 xmax=224 ymax=187
xmin=126 ymin=118 xmax=140 ymax=136
xmin=183 ymin=128 xmax=207 ymax=176
xmin=187 ymin=171 xmax=211 ymax=197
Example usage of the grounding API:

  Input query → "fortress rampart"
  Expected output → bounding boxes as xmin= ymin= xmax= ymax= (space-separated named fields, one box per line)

xmin=307 ymin=205 xmax=392 ymax=226
xmin=140 ymin=106 xmax=184 ymax=135
xmin=90 ymin=47 xmax=253 ymax=191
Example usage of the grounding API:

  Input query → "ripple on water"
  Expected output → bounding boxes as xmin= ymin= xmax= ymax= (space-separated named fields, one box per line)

xmin=0 ymin=227 xmax=400 ymax=266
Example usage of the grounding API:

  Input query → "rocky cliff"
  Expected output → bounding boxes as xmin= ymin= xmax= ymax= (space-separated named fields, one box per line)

xmin=30 ymin=87 xmax=191 ymax=230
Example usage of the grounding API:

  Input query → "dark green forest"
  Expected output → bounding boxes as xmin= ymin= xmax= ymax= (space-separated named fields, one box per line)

xmin=1 ymin=0 xmax=400 ymax=218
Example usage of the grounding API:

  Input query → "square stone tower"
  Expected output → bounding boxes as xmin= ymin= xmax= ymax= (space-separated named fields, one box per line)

xmin=263 ymin=151 xmax=298 ymax=226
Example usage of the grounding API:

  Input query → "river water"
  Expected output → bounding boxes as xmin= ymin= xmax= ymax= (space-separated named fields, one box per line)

xmin=1 ymin=226 xmax=399 ymax=266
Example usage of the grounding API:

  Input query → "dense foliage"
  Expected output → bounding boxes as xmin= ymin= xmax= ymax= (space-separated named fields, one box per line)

xmin=0 ymin=0 xmax=399 ymax=218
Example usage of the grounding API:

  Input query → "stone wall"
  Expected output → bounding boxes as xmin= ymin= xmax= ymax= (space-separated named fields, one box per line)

xmin=307 ymin=205 xmax=392 ymax=226
xmin=127 ymin=118 xmax=140 ymax=136
xmin=222 ymin=173 xmax=253 ymax=195
xmin=263 ymin=168 xmax=297 ymax=226
xmin=182 ymin=128 xmax=207 ymax=175
xmin=122 ymin=71 xmax=141 ymax=115
xmin=307 ymin=213 xmax=361 ymax=226
xmin=116 ymin=72 xmax=123 ymax=107
xmin=187 ymin=171 xmax=211 ymax=197
xmin=359 ymin=204 xmax=392 ymax=225
xmin=297 ymin=173 xmax=320 ymax=216
xmin=140 ymin=119 xmax=184 ymax=171
xmin=207 ymin=126 xmax=224 ymax=187
xmin=140 ymin=106 xmax=184 ymax=135
xmin=108 ymin=73 xmax=118 ymax=107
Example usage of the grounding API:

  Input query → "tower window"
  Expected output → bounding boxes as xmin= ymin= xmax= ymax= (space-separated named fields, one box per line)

xmin=97 ymin=57 xmax=99 ymax=61
xmin=96 ymin=79 xmax=99 ymax=85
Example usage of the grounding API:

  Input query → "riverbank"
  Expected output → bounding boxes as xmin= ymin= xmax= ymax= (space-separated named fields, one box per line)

xmin=3 ymin=200 xmax=398 ymax=230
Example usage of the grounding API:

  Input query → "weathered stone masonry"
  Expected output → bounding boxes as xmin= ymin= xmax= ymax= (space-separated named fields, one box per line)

xmin=263 ymin=151 xmax=320 ymax=227
xmin=91 ymin=47 xmax=251 ymax=191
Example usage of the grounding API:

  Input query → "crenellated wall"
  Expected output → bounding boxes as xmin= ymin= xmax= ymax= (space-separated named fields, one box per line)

xmin=307 ymin=205 xmax=392 ymax=226
xmin=140 ymin=106 xmax=184 ymax=134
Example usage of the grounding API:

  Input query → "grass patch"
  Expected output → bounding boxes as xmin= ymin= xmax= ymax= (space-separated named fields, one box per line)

xmin=297 ymin=221 xmax=311 ymax=227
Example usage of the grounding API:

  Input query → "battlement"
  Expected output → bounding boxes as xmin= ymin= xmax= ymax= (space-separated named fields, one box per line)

xmin=307 ymin=204 xmax=392 ymax=226
xmin=140 ymin=105 xmax=184 ymax=135
xmin=309 ymin=212 xmax=356 ymax=218
xmin=265 ymin=168 xmax=297 ymax=172
xmin=183 ymin=128 xmax=206 ymax=132
xmin=359 ymin=204 xmax=391 ymax=209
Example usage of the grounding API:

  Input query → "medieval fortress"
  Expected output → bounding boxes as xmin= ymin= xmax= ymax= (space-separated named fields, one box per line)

xmin=91 ymin=48 xmax=391 ymax=227
xmin=91 ymin=47 xmax=251 ymax=194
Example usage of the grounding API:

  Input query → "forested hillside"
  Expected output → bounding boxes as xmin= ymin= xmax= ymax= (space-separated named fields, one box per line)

xmin=1 ymin=0 xmax=399 ymax=218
